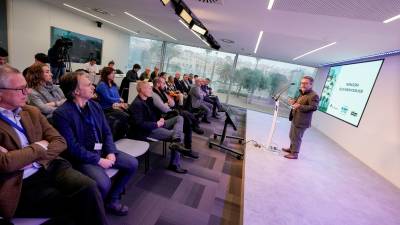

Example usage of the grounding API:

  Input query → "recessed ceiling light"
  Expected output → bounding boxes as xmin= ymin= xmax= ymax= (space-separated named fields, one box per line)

xmin=383 ymin=14 xmax=400 ymax=23
xmin=254 ymin=31 xmax=263 ymax=54
xmin=221 ymin=39 xmax=234 ymax=44
xmin=124 ymin=11 xmax=177 ymax=40
xmin=191 ymin=23 xmax=207 ymax=35
xmin=267 ymin=0 xmax=275 ymax=10
xmin=63 ymin=3 xmax=137 ymax=34
xmin=293 ymin=42 xmax=337 ymax=61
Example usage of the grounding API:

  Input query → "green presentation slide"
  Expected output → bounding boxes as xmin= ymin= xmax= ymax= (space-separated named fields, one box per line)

xmin=318 ymin=60 xmax=383 ymax=126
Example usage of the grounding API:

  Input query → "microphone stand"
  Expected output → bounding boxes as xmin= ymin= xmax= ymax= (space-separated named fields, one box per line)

xmin=266 ymin=83 xmax=294 ymax=151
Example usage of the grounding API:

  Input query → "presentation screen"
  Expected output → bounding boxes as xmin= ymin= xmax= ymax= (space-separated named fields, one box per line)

xmin=318 ymin=59 xmax=384 ymax=126
xmin=50 ymin=26 xmax=103 ymax=64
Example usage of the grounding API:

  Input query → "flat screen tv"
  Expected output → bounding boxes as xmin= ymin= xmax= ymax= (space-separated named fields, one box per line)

xmin=50 ymin=26 xmax=103 ymax=64
xmin=318 ymin=59 xmax=384 ymax=127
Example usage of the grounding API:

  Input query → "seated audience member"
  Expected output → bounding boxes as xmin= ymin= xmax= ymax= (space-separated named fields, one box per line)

xmin=188 ymin=74 xmax=194 ymax=85
xmin=149 ymin=66 xmax=159 ymax=82
xmin=22 ymin=53 xmax=48 ymax=77
xmin=189 ymin=78 xmax=213 ymax=123
xmin=125 ymin=64 xmax=140 ymax=82
xmin=152 ymin=77 xmax=203 ymax=143
xmin=84 ymin=58 xmax=99 ymax=84
xmin=166 ymin=75 xmax=184 ymax=106
xmin=201 ymin=78 xmax=225 ymax=118
xmin=96 ymin=67 xmax=128 ymax=112
xmin=108 ymin=60 xmax=123 ymax=74
xmin=0 ymin=47 xmax=8 ymax=66
xmin=127 ymin=81 xmax=188 ymax=173
xmin=0 ymin=66 xmax=108 ymax=225
xmin=180 ymin=74 xmax=191 ymax=94
xmin=26 ymin=63 xmax=66 ymax=118
xmin=159 ymin=71 xmax=168 ymax=80
xmin=139 ymin=67 xmax=151 ymax=81
xmin=174 ymin=72 xmax=184 ymax=93
xmin=53 ymin=71 xmax=138 ymax=216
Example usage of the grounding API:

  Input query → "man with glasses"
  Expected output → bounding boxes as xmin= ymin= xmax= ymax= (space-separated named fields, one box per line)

xmin=282 ymin=76 xmax=320 ymax=159
xmin=0 ymin=66 xmax=108 ymax=225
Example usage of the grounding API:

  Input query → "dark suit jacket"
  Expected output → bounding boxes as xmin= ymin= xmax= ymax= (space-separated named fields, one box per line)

xmin=180 ymin=80 xmax=191 ymax=94
xmin=0 ymin=105 xmax=66 ymax=219
xmin=126 ymin=70 xmax=138 ymax=82
xmin=53 ymin=100 xmax=117 ymax=165
xmin=174 ymin=78 xmax=183 ymax=92
xmin=290 ymin=89 xmax=320 ymax=128
xmin=127 ymin=96 xmax=160 ymax=140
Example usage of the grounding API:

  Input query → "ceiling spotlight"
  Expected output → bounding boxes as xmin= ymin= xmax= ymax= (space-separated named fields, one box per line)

xmin=161 ymin=0 xmax=170 ymax=6
xmin=190 ymin=23 xmax=207 ymax=35
xmin=179 ymin=8 xmax=192 ymax=24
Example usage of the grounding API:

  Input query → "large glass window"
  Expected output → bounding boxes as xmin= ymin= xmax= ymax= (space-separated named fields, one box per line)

xmin=163 ymin=43 xmax=235 ymax=102
xmin=127 ymin=36 xmax=162 ymax=73
xmin=230 ymin=55 xmax=317 ymax=116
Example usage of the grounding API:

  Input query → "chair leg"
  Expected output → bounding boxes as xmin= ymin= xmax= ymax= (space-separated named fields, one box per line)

xmin=163 ymin=141 xmax=167 ymax=158
xmin=145 ymin=151 xmax=150 ymax=173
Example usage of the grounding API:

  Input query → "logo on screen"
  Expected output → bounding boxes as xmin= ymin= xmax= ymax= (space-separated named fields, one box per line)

xmin=340 ymin=106 xmax=348 ymax=114
xmin=351 ymin=111 xmax=358 ymax=117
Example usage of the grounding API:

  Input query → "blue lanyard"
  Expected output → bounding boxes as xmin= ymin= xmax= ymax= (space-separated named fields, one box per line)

xmin=0 ymin=112 xmax=28 ymax=137
xmin=76 ymin=103 xmax=100 ymax=143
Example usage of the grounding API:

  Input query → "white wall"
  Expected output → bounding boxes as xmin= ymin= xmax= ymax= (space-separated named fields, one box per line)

xmin=6 ymin=0 xmax=130 ymax=72
xmin=312 ymin=55 xmax=400 ymax=188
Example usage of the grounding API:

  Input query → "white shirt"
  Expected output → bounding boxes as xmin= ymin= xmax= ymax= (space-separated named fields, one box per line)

xmin=0 ymin=107 xmax=41 ymax=179
xmin=84 ymin=62 xmax=99 ymax=76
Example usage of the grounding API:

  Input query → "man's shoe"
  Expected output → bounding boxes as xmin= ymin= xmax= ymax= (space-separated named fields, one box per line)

xmin=182 ymin=150 xmax=199 ymax=159
xmin=106 ymin=201 xmax=129 ymax=216
xmin=168 ymin=165 xmax=188 ymax=174
xmin=192 ymin=127 xmax=204 ymax=135
xmin=282 ymin=148 xmax=291 ymax=153
xmin=169 ymin=143 xmax=190 ymax=153
xmin=284 ymin=153 xmax=298 ymax=159
xmin=170 ymin=137 xmax=181 ymax=143
xmin=202 ymin=119 xmax=211 ymax=124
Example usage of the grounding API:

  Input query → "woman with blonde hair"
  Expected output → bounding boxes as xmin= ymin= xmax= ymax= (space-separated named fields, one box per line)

xmin=26 ymin=63 xmax=66 ymax=118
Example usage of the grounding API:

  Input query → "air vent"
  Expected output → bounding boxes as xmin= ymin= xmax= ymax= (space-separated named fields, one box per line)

xmin=194 ymin=0 xmax=223 ymax=5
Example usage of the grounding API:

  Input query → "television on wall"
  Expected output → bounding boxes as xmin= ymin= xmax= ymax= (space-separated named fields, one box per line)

xmin=318 ymin=59 xmax=384 ymax=127
xmin=50 ymin=26 xmax=103 ymax=64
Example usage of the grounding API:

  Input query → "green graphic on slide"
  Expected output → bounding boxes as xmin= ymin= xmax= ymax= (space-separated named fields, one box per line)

xmin=319 ymin=67 xmax=341 ymax=112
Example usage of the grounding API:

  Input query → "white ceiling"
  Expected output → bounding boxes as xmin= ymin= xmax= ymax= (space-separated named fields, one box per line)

xmin=42 ymin=0 xmax=400 ymax=67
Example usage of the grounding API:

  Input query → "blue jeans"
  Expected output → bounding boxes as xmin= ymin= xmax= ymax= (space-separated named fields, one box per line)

xmin=51 ymin=65 xmax=65 ymax=83
xmin=77 ymin=150 xmax=138 ymax=203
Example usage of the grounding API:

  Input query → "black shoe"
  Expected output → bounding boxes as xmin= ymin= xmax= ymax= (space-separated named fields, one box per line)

xmin=192 ymin=127 xmax=204 ymax=135
xmin=106 ymin=201 xmax=129 ymax=216
xmin=202 ymin=119 xmax=211 ymax=124
xmin=182 ymin=150 xmax=199 ymax=159
xmin=168 ymin=165 xmax=188 ymax=174
xmin=170 ymin=137 xmax=181 ymax=143
xmin=169 ymin=143 xmax=189 ymax=153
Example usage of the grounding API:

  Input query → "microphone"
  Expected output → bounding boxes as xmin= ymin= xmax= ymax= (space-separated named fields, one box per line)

xmin=273 ymin=82 xmax=295 ymax=101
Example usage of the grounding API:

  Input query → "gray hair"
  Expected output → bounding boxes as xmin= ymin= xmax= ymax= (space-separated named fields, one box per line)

xmin=0 ymin=65 xmax=20 ymax=88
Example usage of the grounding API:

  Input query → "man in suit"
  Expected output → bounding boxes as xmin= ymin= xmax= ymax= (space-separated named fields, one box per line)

xmin=0 ymin=66 xmax=108 ymax=224
xmin=53 ymin=71 xmax=138 ymax=216
xmin=283 ymin=76 xmax=320 ymax=159
xmin=127 ymin=81 xmax=188 ymax=173
xmin=174 ymin=72 xmax=184 ymax=92
xmin=180 ymin=74 xmax=191 ymax=94
xmin=189 ymin=78 xmax=212 ymax=123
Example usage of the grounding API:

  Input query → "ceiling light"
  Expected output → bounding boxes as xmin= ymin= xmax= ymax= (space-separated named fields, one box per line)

xmin=267 ymin=0 xmax=275 ymax=10
xmin=191 ymin=23 xmax=207 ymax=35
xmin=124 ymin=11 xmax=176 ymax=40
xmin=63 ymin=3 xmax=137 ymax=34
xmin=254 ymin=31 xmax=263 ymax=54
xmin=179 ymin=20 xmax=209 ymax=47
xmin=160 ymin=0 xmax=170 ymax=6
xmin=179 ymin=9 xmax=192 ymax=24
xmin=293 ymin=42 xmax=337 ymax=61
xmin=383 ymin=14 xmax=400 ymax=23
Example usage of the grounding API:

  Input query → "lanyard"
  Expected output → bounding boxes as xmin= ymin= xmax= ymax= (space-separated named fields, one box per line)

xmin=75 ymin=103 xmax=100 ymax=143
xmin=0 ymin=112 xmax=28 ymax=137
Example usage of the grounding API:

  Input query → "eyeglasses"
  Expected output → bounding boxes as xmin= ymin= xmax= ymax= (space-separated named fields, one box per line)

xmin=0 ymin=85 xmax=30 ymax=95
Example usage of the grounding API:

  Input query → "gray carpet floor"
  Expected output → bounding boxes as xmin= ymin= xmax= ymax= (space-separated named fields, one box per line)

xmin=108 ymin=106 xmax=246 ymax=225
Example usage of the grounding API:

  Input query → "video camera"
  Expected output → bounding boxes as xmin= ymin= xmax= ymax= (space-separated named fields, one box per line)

xmin=58 ymin=37 xmax=73 ymax=49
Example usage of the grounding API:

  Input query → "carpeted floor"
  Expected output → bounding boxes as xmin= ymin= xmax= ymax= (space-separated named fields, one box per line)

xmin=108 ymin=106 xmax=246 ymax=225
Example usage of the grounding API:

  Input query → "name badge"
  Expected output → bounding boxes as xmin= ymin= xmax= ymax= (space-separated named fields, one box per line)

xmin=94 ymin=143 xmax=103 ymax=151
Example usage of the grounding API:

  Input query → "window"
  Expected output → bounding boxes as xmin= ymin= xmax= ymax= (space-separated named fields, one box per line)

xmin=127 ymin=36 xmax=162 ymax=72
